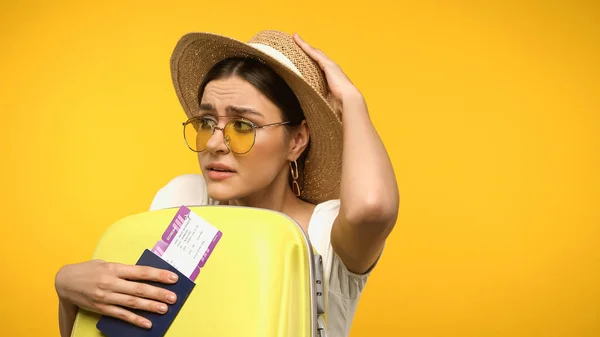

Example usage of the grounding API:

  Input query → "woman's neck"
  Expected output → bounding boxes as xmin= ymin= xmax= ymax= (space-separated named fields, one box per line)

xmin=228 ymin=184 xmax=298 ymax=212
xmin=225 ymin=178 xmax=315 ymax=232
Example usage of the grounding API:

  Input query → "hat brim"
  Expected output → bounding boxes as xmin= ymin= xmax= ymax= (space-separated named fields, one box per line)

xmin=170 ymin=32 xmax=342 ymax=204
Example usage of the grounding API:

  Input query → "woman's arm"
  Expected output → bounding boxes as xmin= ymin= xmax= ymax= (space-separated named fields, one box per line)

xmin=294 ymin=34 xmax=400 ymax=274
xmin=58 ymin=298 xmax=78 ymax=337
xmin=333 ymin=93 xmax=399 ymax=274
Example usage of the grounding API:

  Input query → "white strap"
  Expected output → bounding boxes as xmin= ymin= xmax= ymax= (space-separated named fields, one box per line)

xmin=248 ymin=43 xmax=303 ymax=77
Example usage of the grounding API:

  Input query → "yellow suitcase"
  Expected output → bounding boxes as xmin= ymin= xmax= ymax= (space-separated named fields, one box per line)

xmin=70 ymin=205 xmax=327 ymax=337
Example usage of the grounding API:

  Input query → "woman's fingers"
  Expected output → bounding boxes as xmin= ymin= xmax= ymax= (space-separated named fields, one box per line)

xmin=113 ymin=263 xmax=178 ymax=284
xmin=293 ymin=33 xmax=336 ymax=70
xmin=293 ymin=32 xmax=355 ymax=98
xmin=90 ymin=276 xmax=178 ymax=329
xmin=96 ymin=303 xmax=154 ymax=329
xmin=293 ymin=34 xmax=321 ymax=59
xmin=107 ymin=292 xmax=170 ymax=314
xmin=110 ymin=277 xmax=177 ymax=304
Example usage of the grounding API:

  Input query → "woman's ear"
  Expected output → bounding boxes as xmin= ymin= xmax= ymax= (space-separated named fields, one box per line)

xmin=287 ymin=120 xmax=309 ymax=161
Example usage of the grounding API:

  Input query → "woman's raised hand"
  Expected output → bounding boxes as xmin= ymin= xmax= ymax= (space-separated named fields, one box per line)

xmin=293 ymin=33 xmax=364 ymax=114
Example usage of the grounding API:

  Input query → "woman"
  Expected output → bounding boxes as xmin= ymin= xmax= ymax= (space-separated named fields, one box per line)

xmin=55 ymin=30 xmax=399 ymax=337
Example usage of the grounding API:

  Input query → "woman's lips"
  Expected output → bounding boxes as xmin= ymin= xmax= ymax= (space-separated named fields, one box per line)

xmin=205 ymin=163 xmax=236 ymax=181
xmin=206 ymin=169 xmax=235 ymax=181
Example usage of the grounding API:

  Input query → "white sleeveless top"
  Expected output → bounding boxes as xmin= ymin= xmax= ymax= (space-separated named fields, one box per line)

xmin=149 ymin=174 xmax=373 ymax=337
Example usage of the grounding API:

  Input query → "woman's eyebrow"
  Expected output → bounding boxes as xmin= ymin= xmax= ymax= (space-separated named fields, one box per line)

xmin=198 ymin=103 xmax=264 ymax=117
xmin=226 ymin=106 xmax=264 ymax=117
xmin=199 ymin=103 xmax=216 ymax=112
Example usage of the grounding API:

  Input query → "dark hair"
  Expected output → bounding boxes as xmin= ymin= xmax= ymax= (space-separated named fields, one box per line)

xmin=197 ymin=57 xmax=309 ymax=187
xmin=197 ymin=57 xmax=305 ymax=126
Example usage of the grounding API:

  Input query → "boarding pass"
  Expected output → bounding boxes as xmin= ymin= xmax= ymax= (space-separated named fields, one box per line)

xmin=151 ymin=206 xmax=222 ymax=281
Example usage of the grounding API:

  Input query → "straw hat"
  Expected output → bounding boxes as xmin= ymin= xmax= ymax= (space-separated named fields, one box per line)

xmin=170 ymin=30 xmax=343 ymax=204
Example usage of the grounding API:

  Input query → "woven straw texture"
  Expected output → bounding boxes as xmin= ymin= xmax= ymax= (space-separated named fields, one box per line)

xmin=170 ymin=30 xmax=343 ymax=204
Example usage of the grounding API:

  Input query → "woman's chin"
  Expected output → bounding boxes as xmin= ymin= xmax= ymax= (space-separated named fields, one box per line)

xmin=206 ymin=182 xmax=239 ymax=203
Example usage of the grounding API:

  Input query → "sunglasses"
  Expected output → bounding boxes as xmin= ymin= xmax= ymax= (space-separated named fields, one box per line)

xmin=183 ymin=116 xmax=290 ymax=155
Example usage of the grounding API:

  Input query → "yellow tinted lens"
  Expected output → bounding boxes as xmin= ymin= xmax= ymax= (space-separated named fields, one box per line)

xmin=185 ymin=119 xmax=213 ymax=151
xmin=224 ymin=119 xmax=255 ymax=153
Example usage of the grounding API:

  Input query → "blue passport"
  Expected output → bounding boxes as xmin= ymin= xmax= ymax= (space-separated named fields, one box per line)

xmin=96 ymin=249 xmax=196 ymax=337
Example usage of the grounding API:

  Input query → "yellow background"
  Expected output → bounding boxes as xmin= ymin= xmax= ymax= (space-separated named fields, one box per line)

xmin=1 ymin=0 xmax=598 ymax=336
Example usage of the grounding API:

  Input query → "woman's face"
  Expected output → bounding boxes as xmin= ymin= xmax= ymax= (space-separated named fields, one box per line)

xmin=197 ymin=76 xmax=299 ymax=202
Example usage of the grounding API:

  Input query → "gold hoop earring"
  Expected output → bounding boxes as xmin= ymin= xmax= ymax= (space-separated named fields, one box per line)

xmin=290 ymin=160 xmax=301 ymax=197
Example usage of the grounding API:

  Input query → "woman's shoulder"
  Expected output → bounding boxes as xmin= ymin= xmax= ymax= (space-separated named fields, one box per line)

xmin=149 ymin=174 xmax=218 ymax=211
xmin=306 ymin=199 xmax=340 ymax=248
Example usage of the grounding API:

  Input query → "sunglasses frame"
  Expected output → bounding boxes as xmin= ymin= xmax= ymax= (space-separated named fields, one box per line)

xmin=182 ymin=116 xmax=291 ymax=155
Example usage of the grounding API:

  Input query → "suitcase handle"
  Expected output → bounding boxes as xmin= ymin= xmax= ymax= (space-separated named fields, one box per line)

xmin=317 ymin=316 xmax=328 ymax=337
xmin=314 ymin=254 xmax=328 ymax=337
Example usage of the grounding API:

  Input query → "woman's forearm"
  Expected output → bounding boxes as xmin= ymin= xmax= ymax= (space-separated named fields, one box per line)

xmin=58 ymin=298 xmax=78 ymax=337
xmin=329 ymin=91 xmax=400 ymax=274
xmin=339 ymin=92 xmax=399 ymax=227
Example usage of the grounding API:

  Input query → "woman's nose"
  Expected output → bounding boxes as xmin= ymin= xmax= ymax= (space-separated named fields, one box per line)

xmin=205 ymin=126 xmax=230 ymax=154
